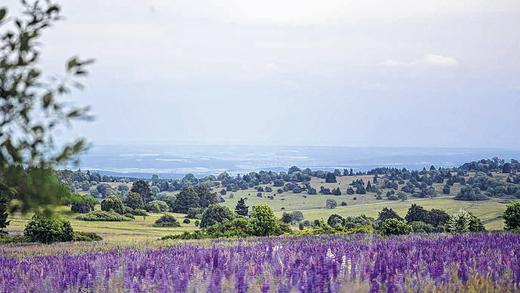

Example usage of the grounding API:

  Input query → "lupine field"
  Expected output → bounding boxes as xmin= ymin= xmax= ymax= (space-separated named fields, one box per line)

xmin=0 ymin=233 xmax=519 ymax=292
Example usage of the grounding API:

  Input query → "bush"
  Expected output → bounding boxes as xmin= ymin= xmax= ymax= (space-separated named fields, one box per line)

xmin=0 ymin=235 xmax=27 ymax=244
xmin=410 ymin=221 xmax=435 ymax=233
xmin=325 ymin=199 xmax=337 ymax=209
xmin=504 ymin=201 xmax=520 ymax=231
xmin=161 ymin=230 xmax=207 ymax=240
xmin=154 ymin=214 xmax=180 ymax=227
xmin=379 ymin=219 xmax=412 ymax=235
xmin=24 ymin=215 xmax=74 ymax=243
xmin=100 ymin=195 xmax=124 ymax=214
xmin=124 ymin=207 xmax=148 ymax=216
xmin=77 ymin=210 xmax=132 ymax=221
xmin=183 ymin=218 xmax=191 ymax=224
xmin=200 ymin=205 xmax=235 ymax=228
xmin=146 ymin=200 xmax=169 ymax=213
xmin=73 ymin=231 xmax=103 ymax=242
xmin=123 ymin=213 xmax=136 ymax=219
xmin=206 ymin=217 xmax=254 ymax=238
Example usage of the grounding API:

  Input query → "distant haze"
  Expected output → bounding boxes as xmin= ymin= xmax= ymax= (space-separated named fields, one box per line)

xmin=5 ymin=0 xmax=520 ymax=148
xmin=75 ymin=145 xmax=520 ymax=178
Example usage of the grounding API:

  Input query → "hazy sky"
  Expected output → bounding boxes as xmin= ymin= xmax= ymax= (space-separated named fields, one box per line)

xmin=5 ymin=0 xmax=520 ymax=148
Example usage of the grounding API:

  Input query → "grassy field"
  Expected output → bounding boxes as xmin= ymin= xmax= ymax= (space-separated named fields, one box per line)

xmin=5 ymin=173 xmax=511 ymax=244
xmin=284 ymin=197 xmax=507 ymax=230
xmin=7 ymin=207 xmax=198 ymax=244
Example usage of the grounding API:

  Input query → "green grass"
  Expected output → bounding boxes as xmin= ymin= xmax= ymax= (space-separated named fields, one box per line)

xmin=5 ymin=173 xmax=511 ymax=245
xmin=278 ymin=197 xmax=507 ymax=230
xmin=7 ymin=207 xmax=197 ymax=244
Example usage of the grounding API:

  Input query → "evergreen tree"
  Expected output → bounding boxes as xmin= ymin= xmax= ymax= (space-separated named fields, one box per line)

xmin=235 ymin=198 xmax=249 ymax=216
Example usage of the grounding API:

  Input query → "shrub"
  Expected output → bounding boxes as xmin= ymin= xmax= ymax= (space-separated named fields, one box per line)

xmin=206 ymin=217 xmax=254 ymax=238
xmin=154 ymin=214 xmax=180 ymax=227
xmin=410 ymin=221 xmax=435 ymax=233
xmin=100 ymin=195 xmax=124 ymax=214
xmin=200 ymin=205 xmax=235 ymax=228
xmin=504 ymin=201 xmax=520 ymax=231
xmin=77 ymin=210 xmax=132 ymax=221
xmin=291 ymin=211 xmax=304 ymax=222
xmin=73 ymin=231 xmax=103 ymax=242
xmin=24 ymin=215 xmax=74 ymax=243
xmin=327 ymin=214 xmax=345 ymax=229
xmin=183 ymin=218 xmax=191 ymax=224
xmin=124 ymin=207 xmax=148 ymax=216
xmin=161 ymin=230 xmax=207 ymax=240
xmin=146 ymin=200 xmax=169 ymax=213
xmin=123 ymin=213 xmax=136 ymax=219
xmin=325 ymin=199 xmax=337 ymax=209
xmin=379 ymin=219 xmax=412 ymax=235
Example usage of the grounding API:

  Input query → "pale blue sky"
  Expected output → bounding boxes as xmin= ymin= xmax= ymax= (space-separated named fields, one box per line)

xmin=5 ymin=0 xmax=520 ymax=148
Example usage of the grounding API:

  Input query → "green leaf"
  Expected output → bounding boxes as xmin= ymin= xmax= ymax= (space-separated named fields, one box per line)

xmin=0 ymin=8 xmax=7 ymax=22
xmin=66 ymin=57 xmax=78 ymax=71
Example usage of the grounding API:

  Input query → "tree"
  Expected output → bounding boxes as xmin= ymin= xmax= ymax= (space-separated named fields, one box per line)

xmin=291 ymin=211 xmax=304 ymax=222
xmin=200 ymin=205 xmax=235 ymax=228
xmin=428 ymin=209 xmax=450 ymax=227
xmin=281 ymin=212 xmax=293 ymax=224
xmin=131 ymin=180 xmax=152 ymax=203
xmin=503 ymin=201 xmax=520 ymax=231
xmin=325 ymin=199 xmax=337 ymax=209
xmin=0 ymin=195 xmax=9 ymax=234
xmin=194 ymin=184 xmax=218 ymax=208
xmin=455 ymin=186 xmax=488 ymax=201
xmin=379 ymin=219 xmax=412 ymax=235
xmin=173 ymin=186 xmax=218 ymax=213
xmin=447 ymin=209 xmax=485 ymax=233
xmin=235 ymin=198 xmax=249 ymax=216
xmin=24 ymin=214 xmax=74 ymax=243
xmin=101 ymin=196 xmax=124 ymax=214
xmin=251 ymin=204 xmax=279 ymax=236
xmin=325 ymin=173 xmax=337 ymax=183
xmin=70 ymin=195 xmax=97 ymax=214
xmin=173 ymin=188 xmax=200 ymax=213
xmin=405 ymin=204 xmax=430 ymax=223
xmin=124 ymin=192 xmax=144 ymax=210
xmin=377 ymin=207 xmax=402 ymax=222
xmin=0 ymin=1 xmax=93 ymax=216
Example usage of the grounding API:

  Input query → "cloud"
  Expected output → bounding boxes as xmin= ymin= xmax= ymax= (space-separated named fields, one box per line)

xmin=422 ymin=54 xmax=459 ymax=66
xmin=383 ymin=54 xmax=459 ymax=68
